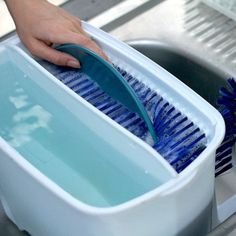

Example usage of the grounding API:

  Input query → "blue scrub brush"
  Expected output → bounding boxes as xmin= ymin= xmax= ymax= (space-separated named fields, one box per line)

xmin=41 ymin=45 xmax=235 ymax=176
xmin=56 ymin=44 xmax=157 ymax=143
xmin=216 ymin=78 xmax=236 ymax=176
xmin=40 ymin=51 xmax=207 ymax=173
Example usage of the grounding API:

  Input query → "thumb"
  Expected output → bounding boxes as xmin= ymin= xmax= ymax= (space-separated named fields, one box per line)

xmin=27 ymin=38 xmax=81 ymax=68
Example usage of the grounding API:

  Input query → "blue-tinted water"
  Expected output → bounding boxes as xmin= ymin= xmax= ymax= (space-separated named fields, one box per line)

xmin=0 ymin=61 xmax=161 ymax=207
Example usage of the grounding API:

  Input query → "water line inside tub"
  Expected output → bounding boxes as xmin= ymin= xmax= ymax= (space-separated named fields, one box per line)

xmin=0 ymin=61 xmax=163 ymax=207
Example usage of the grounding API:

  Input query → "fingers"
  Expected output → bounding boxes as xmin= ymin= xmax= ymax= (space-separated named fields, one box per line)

xmin=21 ymin=16 xmax=108 ymax=67
xmin=47 ymin=30 xmax=109 ymax=61
xmin=26 ymin=38 xmax=81 ymax=68
xmin=7 ymin=0 xmax=108 ymax=68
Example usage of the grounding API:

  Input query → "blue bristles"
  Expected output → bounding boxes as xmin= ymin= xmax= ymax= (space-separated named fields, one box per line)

xmin=40 ymin=61 xmax=207 ymax=173
xmin=215 ymin=78 xmax=236 ymax=177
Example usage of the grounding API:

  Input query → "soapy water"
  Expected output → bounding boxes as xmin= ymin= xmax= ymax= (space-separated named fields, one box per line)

xmin=0 ymin=61 xmax=161 ymax=207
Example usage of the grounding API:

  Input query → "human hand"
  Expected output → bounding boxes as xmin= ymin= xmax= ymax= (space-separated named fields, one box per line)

xmin=5 ymin=0 xmax=108 ymax=68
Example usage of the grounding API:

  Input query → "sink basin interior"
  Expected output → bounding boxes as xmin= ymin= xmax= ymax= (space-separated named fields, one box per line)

xmin=127 ymin=40 xmax=228 ymax=107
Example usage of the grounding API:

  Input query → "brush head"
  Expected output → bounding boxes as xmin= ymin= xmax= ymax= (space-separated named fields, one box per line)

xmin=216 ymin=78 xmax=236 ymax=176
xmin=56 ymin=44 xmax=158 ymax=143
xmin=42 ymin=59 xmax=207 ymax=173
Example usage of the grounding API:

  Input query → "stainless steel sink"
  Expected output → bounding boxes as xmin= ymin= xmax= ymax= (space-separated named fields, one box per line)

xmin=1 ymin=0 xmax=236 ymax=235
xmin=127 ymin=39 xmax=228 ymax=107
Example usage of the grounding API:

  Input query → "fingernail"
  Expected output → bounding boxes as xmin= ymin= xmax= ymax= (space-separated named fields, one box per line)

xmin=67 ymin=60 xmax=80 ymax=68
